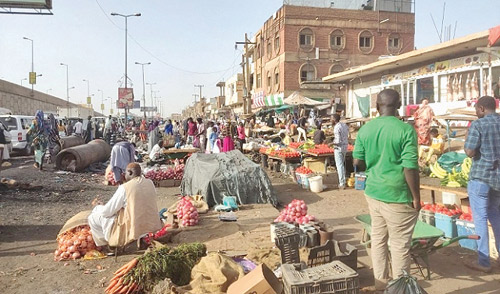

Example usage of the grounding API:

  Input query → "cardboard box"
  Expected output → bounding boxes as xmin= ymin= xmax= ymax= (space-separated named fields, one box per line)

xmin=461 ymin=197 xmax=471 ymax=214
xmin=227 ymin=264 xmax=283 ymax=294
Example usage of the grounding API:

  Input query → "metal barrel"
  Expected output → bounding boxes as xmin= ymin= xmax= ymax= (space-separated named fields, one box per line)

xmin=55 ymin=139 xmax=111 ymax=172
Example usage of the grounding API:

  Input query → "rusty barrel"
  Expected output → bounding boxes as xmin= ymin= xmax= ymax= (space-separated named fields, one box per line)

xmin=55 ymin=139 xmax=111 ymax=172
xmin=59 ymin=135 xmax=85 ymax=150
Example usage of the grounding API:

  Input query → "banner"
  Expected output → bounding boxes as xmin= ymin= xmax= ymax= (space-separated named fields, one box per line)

xmin=87 ymin=96 xmax=91 ymax=105
xmin=140 ymin=106 xmax=157 ymax=112
xmin=100 ymin=103 xmax=105 ymax=111
xmin=117 ymin=88 xmax=134 ymax=109
xmin=29 ymin=72 xmax=36 ymax=85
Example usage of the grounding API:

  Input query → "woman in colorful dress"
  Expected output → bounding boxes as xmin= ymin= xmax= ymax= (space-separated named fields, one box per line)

xmin=413 ymin=98 xmax=436 ymax=145
xmin=27 ymin=110 xmax=49 ymax=170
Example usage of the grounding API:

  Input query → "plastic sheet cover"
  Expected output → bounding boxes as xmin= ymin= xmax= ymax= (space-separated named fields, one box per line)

xmin=181 ymin=150 xmax=278 ymax=208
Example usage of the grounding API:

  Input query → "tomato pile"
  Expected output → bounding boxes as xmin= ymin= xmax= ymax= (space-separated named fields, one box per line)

xmin=276 ymin=150 xmax=301 ymax=159
xmin=308 ymin=144 xmax=335 ymax=155
xmin=288 ymin=142 xmax=304 ymax=149
xmin=259 ymin=147 xmax=268 ymax=154
xmin=54 ymin=225 xmax=100 ymax=261
xmin=347 ymin=144 xmax=354 ymax=151
xmin=295 ymin=166 xmax=313 ymax=175
xmin=459 ymin=212 xmax=473 ymax=222
xmin=274 ymin=199 xmax=316 ymax=225
xmin=177 ymin=197 xmax=199 ymax=227
xmin=145 ymin=164 xmax=185 ymax=181
xmin=421 ymin=203 xmax=462 ymax=217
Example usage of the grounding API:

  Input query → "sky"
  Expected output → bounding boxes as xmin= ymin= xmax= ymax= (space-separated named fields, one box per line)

xmin=0 ymin=0 xmax=498 ymax=117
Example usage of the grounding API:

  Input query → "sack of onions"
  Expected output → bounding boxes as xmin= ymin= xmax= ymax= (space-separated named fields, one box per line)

xmin=176 ymin=197 xmax=199 ymax=227
xmin=54 ymin=225 xmax=101 ymax=261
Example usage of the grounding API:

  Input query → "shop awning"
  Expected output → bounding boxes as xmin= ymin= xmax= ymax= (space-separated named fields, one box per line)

xmin=284 ymin=91 xmax=329 ymax=106
xmin=253 ymin=93 xmax=284 ymax=107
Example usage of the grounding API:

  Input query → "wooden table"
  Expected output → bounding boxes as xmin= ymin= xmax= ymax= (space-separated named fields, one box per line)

xmin=304 ymin=152 xmax=334 ymax=174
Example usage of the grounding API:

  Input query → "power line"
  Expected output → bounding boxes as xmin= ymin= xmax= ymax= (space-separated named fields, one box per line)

xmin=94 ymin=0 xmax=243 ymax=75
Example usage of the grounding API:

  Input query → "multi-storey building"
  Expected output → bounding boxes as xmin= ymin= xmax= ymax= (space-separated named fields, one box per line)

xmin=250 ymin=0 xmax=415 ymax=108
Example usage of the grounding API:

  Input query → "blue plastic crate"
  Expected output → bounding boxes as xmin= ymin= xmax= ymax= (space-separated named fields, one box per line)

xmin=435 ymin=213 xmax=458 ymax=238
xmin=456 ymin=220 xmax=478 ymax=251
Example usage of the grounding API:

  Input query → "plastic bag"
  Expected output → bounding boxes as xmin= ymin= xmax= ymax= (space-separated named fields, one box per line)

xmin=437 ymin=152 xmax=467 ymax=173
xmin=384 ymin=271 xmax=428 ymax=294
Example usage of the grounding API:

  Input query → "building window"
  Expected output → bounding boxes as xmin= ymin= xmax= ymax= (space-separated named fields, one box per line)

xmin=267 ymin=40 xmax=272 ymax=58
xmin=330 ymin=29 xmax=345 ymax=51
xmin=388 ymin=33 xmax=402 ymax=53
xmin=274 ymin=32 xmax=280 ymax=54
xmin=256 ymin=43 xmax=261 ymax=59
xmin=299 ymin=64 xmax=316 ymax=82
xmin=274 ymin=67 xmax=280 ymax=91
xmin=299 ymin=28 xmax=314 ymax=49
xmin=257 ymin=73 xmax=261 ymax=88
xmin=359 ymin=30 xmax=374 ymax=53
xmin=329 ymin=64 xmax=344 ymax=75
xmin=267 ymin=72 xmax=272 ymax=92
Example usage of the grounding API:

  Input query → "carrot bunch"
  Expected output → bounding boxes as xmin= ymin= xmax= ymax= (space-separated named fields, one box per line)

xmin=105 ymin=258 xmax=140 ymax=294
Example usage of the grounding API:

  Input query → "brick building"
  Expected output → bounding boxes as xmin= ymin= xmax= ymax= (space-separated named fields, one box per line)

xmin=250 ymin=1 xmax=415 ymax=108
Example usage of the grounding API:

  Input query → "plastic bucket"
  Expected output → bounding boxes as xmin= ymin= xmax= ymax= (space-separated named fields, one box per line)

xmin=309 ymin=176 xmax=323 ymax=193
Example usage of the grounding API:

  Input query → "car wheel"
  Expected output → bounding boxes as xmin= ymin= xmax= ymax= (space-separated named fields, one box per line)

xmin=23 ymin=143 xmax=33 ymax=155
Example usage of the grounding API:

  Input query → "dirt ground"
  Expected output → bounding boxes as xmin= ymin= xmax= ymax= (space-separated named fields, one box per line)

xmin=1 ymin=154 xmax=500 ymax=294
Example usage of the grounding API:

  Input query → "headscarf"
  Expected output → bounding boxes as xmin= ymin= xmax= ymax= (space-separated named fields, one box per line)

xmin=35 ymin=110 xmax=44 ymax=130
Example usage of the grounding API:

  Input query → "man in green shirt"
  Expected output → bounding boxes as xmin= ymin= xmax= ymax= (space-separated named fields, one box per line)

xmin=353 ymin=89 xmax=420 ymax=292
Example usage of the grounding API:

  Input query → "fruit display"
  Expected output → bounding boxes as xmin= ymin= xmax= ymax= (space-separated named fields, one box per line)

xmin=54 ymin=225 xmax=100 ymax=261
xmin=276 ymin=149 xmax=301 ymax=159
xmin=459 ymin=212 xmax=473 ymax=221
xmin=145 ymin=164 xmax=185 ymax=181
xmin=422 ymin=203 xmax=462 ymax=217
xmin=429 ymin=157 xmax=471 ymax=188
xmin=274 ymin=199 xmax=316 ymax=225
xmin=288 ymin=142 xmax=304 ymax=149
xmin=295 ymin=166 xmax=313 ymax=175
xmin=298 ymin=140 xmax=315 ymax=151
xmin=308 ymin=147 xmax=335 ymax=155
xmin=176 ymin=197 xmax=199 ymax=227
xmin=259 ymin=147 xmax=268 ymax=154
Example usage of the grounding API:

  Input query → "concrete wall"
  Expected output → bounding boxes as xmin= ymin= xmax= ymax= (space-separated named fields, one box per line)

xmin=0 ymin=79 xmax=79 ymax=116
xmin=0 ymin=79 xmax=104 ymax=117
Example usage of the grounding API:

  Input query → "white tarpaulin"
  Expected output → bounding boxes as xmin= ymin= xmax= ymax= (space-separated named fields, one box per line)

xmin=283 ymin=91 xmax=328 ymax=106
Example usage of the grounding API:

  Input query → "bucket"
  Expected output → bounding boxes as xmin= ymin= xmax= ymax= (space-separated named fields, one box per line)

xmin=309 ymin=176 xmax=323 ymax=193
xmin=355 ymin=172 xmax=366 ymax=190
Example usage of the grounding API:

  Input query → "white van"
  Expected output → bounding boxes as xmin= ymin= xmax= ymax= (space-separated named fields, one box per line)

xmin=0 ymin=115 xmax=34 ymax=155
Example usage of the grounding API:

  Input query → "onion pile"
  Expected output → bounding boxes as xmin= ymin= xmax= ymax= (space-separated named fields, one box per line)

xmin=54 ymin=225 xmax=100 ymax=261
xmin=145 ymin=164 xmax=185 ymax=181
xmin=176 ymin=197 xmax=199 ymax=227
xmin=274 ymin=199 xmax=316 ymax=225
xmin=106 ymin=170 xmax=118 ymax=186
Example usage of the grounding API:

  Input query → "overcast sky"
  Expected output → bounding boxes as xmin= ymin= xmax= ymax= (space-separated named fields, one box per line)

xmin=0 ymin=0 xmax=498 ymax=116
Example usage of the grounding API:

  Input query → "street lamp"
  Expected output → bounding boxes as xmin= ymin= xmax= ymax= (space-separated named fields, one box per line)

xmin=135 ymin=61 xmax=151 ymax=119
xmin=111 ymin=12 xmax=141 ymax=123
xmin=21 ymin=78 xmax=27 ymax=86
xmin=98 ymin=89 xmax=105 ymax=113
xmin=22 ymin=37 xmax=34 ymax=92
xmin=108 ymin=96 xmax=114 ymax=116
xmin=60 ymin=63 xmax=70 ymax=109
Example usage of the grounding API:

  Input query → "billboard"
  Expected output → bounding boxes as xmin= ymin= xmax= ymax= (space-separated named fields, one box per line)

xmin=117 ymin=88 xmax=134 ymax=109
xmin=0 ymin=0 xmax=52 ymax=9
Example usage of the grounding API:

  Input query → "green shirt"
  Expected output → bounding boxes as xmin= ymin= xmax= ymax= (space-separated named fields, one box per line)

xmin=353 ymin=116 xmax=418 ymax=203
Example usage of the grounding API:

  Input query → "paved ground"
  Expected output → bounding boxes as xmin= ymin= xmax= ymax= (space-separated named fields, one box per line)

xmin=1 ymin=154 xmax=500 ymax=294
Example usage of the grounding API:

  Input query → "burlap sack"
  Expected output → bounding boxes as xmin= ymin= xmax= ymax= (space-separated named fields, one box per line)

xmin=57 ymin=210 xmax=91 ymax=237
xmin=173 ymin=252 xmax=245 ymax=294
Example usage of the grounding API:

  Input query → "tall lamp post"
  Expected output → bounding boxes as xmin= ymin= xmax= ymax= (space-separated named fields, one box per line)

xmin=23 ymin=37 xmax=35 ymax=93
xmin=135 ymin=61 xmax=151 ymax=119
xmin=83 ymin=79 xmax=90 ymax=104
xmin=60 ymin=63 xmax=70 ymax=113
xmin=21 ymin=78 xmax=27 ymax=86
xmin=98 ymin=89 xmax=105 ymax=114
xmin=108 ymin=96 xmax=114 ymax=116
xmin=111 ymin=12 xmax=141 ymax=124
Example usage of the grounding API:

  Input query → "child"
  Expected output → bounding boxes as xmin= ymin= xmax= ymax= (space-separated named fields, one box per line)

xmin=209 ymin=126 xmax=218 ymax=153
xmin=419 ymin=128 xmax=445 ymax=164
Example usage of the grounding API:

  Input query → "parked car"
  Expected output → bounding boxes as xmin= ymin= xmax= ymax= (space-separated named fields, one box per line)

xmin=0 ymin=115 xmax=34 ymax=155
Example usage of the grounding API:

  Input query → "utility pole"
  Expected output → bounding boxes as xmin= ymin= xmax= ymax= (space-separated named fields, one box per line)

xmin=194 ymin=85 xmax=204 ymax=103
xmin=235 ymin=33 xmax=256 ymax=114
xmin=135 ymin=62 xmax=151 ymax=120
xmin=146 ymin=82 xmax=156 ymax=119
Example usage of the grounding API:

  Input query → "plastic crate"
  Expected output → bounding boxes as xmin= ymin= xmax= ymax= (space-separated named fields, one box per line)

xmin=332 ymin=240 xmax=358 ymax=271
xmin=275 ymin=226 xmax=301 ymax=264
xmin=435 ymin=213 xmax=458 ymax=238
xmin=282 ymin=261 xmax=360 ymax=294
xmin=456 ymin=220 xmax=477 ymax=251
xmin=354 ymin=173 xmax=366 ymax=190
xmin=419 ymin=210 xmax=435 ymax=226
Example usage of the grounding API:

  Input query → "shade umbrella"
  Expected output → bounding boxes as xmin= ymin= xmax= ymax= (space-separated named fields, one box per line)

xmin=283 ymin=91 xmax=328 ymax=106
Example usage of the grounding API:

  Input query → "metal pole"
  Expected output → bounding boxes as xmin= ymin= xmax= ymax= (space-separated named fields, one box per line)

xmin=124 ymin=16 xmax=128 ymax=124
xmin=141 ymin=64 xmax=145 ymax=119
xmin=31 ymin=39 xmax=34 ymax=93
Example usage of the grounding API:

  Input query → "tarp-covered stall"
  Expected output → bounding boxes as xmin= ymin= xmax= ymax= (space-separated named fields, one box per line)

xmin=181 ymin=150 xmax=278 ymax=208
